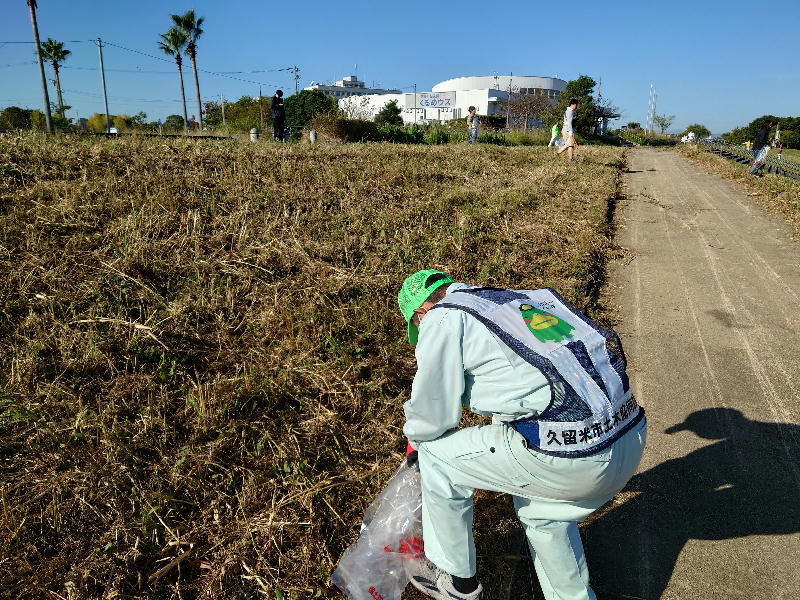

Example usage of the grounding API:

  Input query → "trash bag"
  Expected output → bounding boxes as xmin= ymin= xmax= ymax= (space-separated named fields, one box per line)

xmin=753 ymin=145 xmax=770 ymax=168
xmin=555 ymin=136 xmax=564 ymax=149
xmin=332 ymin=459 xmax=424 ymax=600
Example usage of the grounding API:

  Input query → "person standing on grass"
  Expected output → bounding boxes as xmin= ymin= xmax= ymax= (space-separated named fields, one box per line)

xmin=271 ymin=89 xmax=285 ymax=141
xmin=398 ymin=269 xmax=647 ymax=600
xmin=548 ymin=121 xmax=560 ymax=147
xmin=556 ymin=99 xmax=579 ymax=162
xmin=749 ymin=119 xmax=774 ymax=178
xmin=466 ymin=106 xmax=480 ymax=144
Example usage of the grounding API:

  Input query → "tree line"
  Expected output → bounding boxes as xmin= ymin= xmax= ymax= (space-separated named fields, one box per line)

xmin=19 ymin=2 xmax=206 ymax=133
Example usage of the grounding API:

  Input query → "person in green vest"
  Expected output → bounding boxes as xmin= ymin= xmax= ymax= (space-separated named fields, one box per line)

xmin=548 ymin=122 xmax=560 ymax=147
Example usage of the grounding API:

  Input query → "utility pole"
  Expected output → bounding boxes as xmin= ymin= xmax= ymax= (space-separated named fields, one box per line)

xmin=97 ymin=38 xmax=111 ymax=133
xmin=413 ymin=83 xmax=417 ymax=125
xmin=220 ymin=94 xmax=226 ymax=127
xmin=27 ymin=0 xmax=52 ymax=133
xmin=258 ymin=86 xmax=264 ymax=130
xmin=292 ymin=66 xmax=300 ymax=95
xmin=506 ymin=72 xmax=513 ymax=129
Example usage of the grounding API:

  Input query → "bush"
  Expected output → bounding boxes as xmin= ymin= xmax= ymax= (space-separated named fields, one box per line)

xmin=504 ymin=129 xmax=549 ymax=146
xmin=375 ymin=124 xmax=424 ymax=144
xmin=423 ymin=126 xmax=449 ymax=145
xmin=0 ymin=106 xmax=32 ymax=131
xmin=309 ymin=114 xmax=379 ymax=142
xmin=477 ymin=132 xmax=510 ymax=146
xmin=681 ymin=123 xmax=711 ymax=138
xmin=447 ymin=114 xmax=506 ymax=132
xmin=285 ymin=89 xmax=338 ymax=129
xmin=374 ymin=100 xmax=403 ymax=126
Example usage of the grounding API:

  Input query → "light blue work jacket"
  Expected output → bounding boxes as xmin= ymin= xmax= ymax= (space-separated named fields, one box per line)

xmin=403 ymin=283 xmax=552 ymax=444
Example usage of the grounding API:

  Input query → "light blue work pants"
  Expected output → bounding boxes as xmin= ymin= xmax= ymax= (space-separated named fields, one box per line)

xmin=417 ymin=418 xmax=647 ymax=600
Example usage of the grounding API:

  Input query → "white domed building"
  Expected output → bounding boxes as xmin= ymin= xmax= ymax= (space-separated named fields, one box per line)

xmin=339 ymin=74 xmax=567 ymax=125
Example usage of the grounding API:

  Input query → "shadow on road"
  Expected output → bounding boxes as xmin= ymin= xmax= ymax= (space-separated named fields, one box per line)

xmin=583 ymin=408 xmax=800 ymax=600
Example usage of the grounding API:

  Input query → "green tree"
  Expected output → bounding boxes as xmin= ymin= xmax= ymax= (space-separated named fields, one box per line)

xmin=652 ymin=114 xmax=675 ymax=134
xmin=284 ymin=89 xmax=337 ymax=128
xmin=0 ymin=106 xmax=33 ymax=130
xmin=86 ymin=112 xmax=110 ymax=132
xmin=543 ymin=75 xmax=597 ymax=135
xmin=163 ymin=114 xmax=186 ymax=131
xmin=203 ymin=96 xmax=263 ymax=132
xmin=681 ymin=123 xmax=711 ymax=137
xmin=158 ymin=27 xmax=189 ymax=132
xmin=171 ymin=9 xmax=205 ymax=130
xmin=40 ymin=38 xmax=70 ymax=118
xmin=374 ymin=99 xmax=403 ymax=126
xmin=625 ymin=122 xmax=641 ymax=130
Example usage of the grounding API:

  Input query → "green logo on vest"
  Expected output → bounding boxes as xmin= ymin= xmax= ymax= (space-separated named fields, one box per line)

xmin=519 ymin=304 xmax=575 ymax=343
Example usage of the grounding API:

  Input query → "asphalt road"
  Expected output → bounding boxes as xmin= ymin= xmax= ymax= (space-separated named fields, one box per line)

xmin=584 ymin=148 xmax=800 ymax=600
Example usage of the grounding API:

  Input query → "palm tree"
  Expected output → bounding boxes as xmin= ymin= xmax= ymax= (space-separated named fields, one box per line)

xmin=158 ymin=27 xmax=189 ymax=133
xmin=171 ymin=10 xmax=205 ymax=130
xmin=40 ymin=38 xmax=71 ymax=118
xmin=26 ymin=0 xmax=52 ymax=133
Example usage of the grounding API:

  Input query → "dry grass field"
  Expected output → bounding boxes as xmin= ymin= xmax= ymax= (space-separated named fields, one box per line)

xmin=0 ymin=134 xmax=626 ymax=599
xmin=676 ymin=144 xmax=800 ymax=233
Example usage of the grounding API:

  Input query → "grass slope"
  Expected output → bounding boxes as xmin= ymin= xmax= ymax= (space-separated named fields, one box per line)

xmin=0 ymin=134 xmax=625 ymax=599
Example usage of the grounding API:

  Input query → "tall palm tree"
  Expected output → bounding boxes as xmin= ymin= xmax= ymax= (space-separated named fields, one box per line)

xmin=171 ymin=10 xmax=205 ymax=130
xmin=26 ymin=0 xmax=52 ymax=133
xmin=40 ymin=38 xmax=70 ymax=118
xmin=158 ymin=27 xmax=189 ymax=133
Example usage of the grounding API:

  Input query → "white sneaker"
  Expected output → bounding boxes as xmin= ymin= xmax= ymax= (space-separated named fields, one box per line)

xmin=408 ymin=559 xmax=484 ymax=600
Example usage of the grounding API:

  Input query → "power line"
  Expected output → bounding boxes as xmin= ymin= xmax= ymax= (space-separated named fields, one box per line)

xmin=0 ymin=40 xmax=92 ymax=44
xmin=102 ymin=40 xmax=285 ymax=87
xmin=0 ymin=61 xmax=37 ymax=68
xmin=63 ymin=65 xmax=175 ymax=74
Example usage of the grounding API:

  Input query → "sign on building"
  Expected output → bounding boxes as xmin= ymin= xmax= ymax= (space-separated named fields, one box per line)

xmin=408 ymin=92 xmax=455 ymax=108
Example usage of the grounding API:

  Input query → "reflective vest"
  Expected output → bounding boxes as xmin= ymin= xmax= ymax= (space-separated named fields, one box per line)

xmin=435 ymin=287 xmax=644 ymax=457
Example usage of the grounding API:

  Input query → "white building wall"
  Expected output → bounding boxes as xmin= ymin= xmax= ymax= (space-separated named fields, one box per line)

xmin=336 ymin=75 xmax=565 ymax=125
xmin=339 ymin=89 xmax=510 ymax=125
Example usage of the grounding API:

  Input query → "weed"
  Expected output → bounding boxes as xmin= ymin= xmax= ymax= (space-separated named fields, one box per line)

xmin=0 ymin=133 xmax=626 ymax=599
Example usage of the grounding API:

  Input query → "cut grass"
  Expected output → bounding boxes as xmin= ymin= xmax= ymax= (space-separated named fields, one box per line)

xmin=676 ymin=144 xmax=800 ymax=234
xmin=0 ymin=133 xmax=626 ymax=599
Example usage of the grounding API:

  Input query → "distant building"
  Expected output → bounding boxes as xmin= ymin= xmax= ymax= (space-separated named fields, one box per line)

xmin=339 ymin=74 xmax=567 ymax=125
xmin=304 ymin=75 xmax=401 ymax=100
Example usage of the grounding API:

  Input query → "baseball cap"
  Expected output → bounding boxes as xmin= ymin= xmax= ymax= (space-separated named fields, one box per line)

xmin=398 ymin=269 xmax=454 ymax=345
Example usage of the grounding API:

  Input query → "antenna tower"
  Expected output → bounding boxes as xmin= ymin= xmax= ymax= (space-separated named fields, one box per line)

xmin=646 ymin=84 xmax=657 ymax=135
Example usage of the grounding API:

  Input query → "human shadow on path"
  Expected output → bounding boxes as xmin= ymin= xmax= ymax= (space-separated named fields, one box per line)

xmin=583 ymin=408 xmax=800 ymax=600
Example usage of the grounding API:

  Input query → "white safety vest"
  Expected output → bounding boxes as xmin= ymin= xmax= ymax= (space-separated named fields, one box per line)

xmin=435 ymin=287 xmax=644 ymax=457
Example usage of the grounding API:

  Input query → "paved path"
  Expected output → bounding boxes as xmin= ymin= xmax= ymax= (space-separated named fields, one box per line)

xmin=584 ymin=148 xmax=800 ymax=600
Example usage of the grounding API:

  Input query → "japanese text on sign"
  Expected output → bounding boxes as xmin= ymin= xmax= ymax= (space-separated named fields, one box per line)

xmin=417 ymin=92 xmax=454 ymax=108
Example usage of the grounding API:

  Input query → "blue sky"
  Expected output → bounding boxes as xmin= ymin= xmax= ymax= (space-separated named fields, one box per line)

xmin=1 ymin=0 xmax=797 ymax=133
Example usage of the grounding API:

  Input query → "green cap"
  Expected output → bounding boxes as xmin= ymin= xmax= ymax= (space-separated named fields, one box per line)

xmin=398 ymin=269 xmax=454 ymax=345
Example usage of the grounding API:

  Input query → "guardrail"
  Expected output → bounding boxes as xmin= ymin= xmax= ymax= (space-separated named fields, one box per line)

xmin=698 ymin=138 xmax=800 ymax=180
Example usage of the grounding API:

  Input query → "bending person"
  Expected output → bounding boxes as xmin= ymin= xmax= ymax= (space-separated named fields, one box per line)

xmin=398 ymin=270 xmax=647 ymax=600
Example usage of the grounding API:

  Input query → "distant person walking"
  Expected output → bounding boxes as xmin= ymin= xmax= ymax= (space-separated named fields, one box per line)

xmin=271 ymin=89 xmax=285 ymax=141
xmin=547 ymin=122 xmax=560 ymax=147
xmin=749 ymin=119 xmax=774 ymax=178
xmin=466 ymin=106 xmax=480 ymax=143
xmin=556 ymin=99 xmax=579 ymax=162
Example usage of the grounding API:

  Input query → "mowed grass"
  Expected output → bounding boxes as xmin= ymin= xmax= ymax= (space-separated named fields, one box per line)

xmin=676 ymin=144 xmax=800 ymax=233
xmin=779 ymin=147 xmax=800 ymax=162
xmin=0 ymin=134 xmax=626 ymax=599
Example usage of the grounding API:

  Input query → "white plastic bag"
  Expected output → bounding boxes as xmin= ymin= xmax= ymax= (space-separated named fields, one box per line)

xmin=332 ymin=460 xmax=423 ymax=600
xmin=753 ymin=145 xmax=770 ymax=168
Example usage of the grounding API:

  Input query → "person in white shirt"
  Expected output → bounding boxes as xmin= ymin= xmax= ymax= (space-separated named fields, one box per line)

xmin=556 ymin=99 xmax=579 ymax=162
